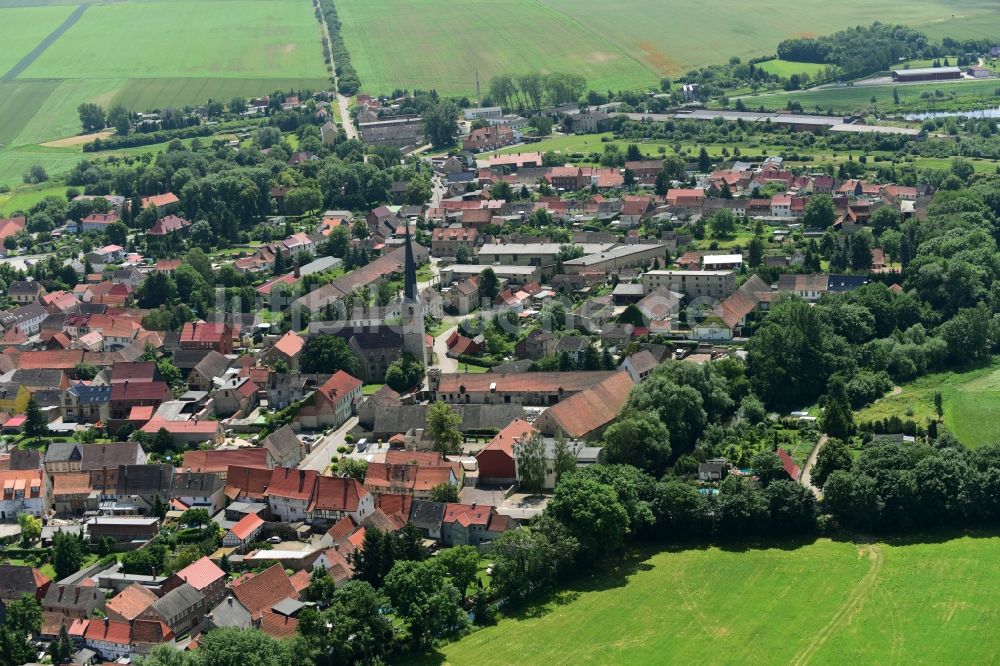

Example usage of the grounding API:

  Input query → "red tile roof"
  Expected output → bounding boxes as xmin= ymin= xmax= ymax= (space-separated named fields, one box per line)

xmin=225 ymin=465 xmax=272 ymax=500
xmin=308 ymin=476 xmax=368 ymax=513
xmin=230 ymin=564 xmax=297 ymax=614
xmin=181 ymin=449 xmax=270 ymax=474
xmin=180 ymin=321 xmax=230 ymax=344
xmin=106 ymin=584 xmax=157 ymax=621
xmin=258 ymin=610 xmax=299 ymax=638
xmin=478 ymin=418 xmax=537 ymax=460
xmin=444 ymin=502 xmax=492 ymax=527
xmin=271 ymin=331 xmax=304 ymax=358
xmin=229 ymin=513 xmax=264 ymax=541
xmin=266 ymin=467 xmax=318 ymax=501
xmin=174 ymin=556 xmax=225 ymax=592
xmin=84 ymin=619 xmax=131 ymax=644
xmin=537 ymin=371 xmax=635 ymax=438
xmin=315 ymin=370 xmax=363 ymax=403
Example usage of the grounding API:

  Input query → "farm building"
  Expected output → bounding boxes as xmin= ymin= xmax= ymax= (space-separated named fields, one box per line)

xmin=891 ymin=67 xmax=961 ymax=82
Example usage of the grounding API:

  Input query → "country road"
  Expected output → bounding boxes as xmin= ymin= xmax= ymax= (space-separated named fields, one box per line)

xmin=800 ymin=434 xmax=827 ymax=496
xmin=314 ymin=1 xmax=358 ymax=141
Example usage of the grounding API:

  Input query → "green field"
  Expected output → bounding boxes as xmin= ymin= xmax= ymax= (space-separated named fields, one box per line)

xmin=339 ymin=0 xmax=1000 ymax=95
xmin=756 ymin=59 xmax=829 ymax=78
xmin=736 ymin=77 xmax=1000 ymax=114
xmin=0 ymin=4 xmax=74 ymax=74
xmin=857 ymin=359 xmax=1000 ymax=447
xmin=414 ymin=534 xmax=1000 ymax=665
xmin=0 ymin=0 xmax=329 ymax=188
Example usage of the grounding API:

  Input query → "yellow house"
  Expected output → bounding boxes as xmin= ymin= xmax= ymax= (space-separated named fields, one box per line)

xmin=0 ymin=383 xmax=31 ymax=416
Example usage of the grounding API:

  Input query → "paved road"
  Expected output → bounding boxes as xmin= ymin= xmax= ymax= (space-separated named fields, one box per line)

xmin=299 ymin=416 xmax=359 ymax=471
xmin=799 ymin=434 xmax=827 ymax=497
xmin=338 ymin=94 xmax=358 ymax=141
xmin=432 ymin=324 xmax=460 ymax=373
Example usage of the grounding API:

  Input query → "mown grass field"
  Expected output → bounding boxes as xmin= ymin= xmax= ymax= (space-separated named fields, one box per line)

xmin=736 ymin=77 xmax=1000 ymax=114
xmin=756 ymin=59 xmax=829 ymax=78
xmin=857 ymin=359 xmax=1000 ymax=447
xmin=339 ymin=0 xmax=1000 ymax=95
xmin=410 ymin=534 xmax=1000 ymax=665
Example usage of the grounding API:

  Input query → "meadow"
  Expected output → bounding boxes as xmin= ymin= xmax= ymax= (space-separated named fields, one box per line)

xmin=0 ymin=0 xmax=329 ymax=191
xmin=856 ymin=360 xmax=1000 ymax=447
xmin=410 ymin=533 xmax=1000 ymax=665
xmin=735 ymin=78 xmax=1000 ymax=114
xmin=756 ymin=59 xmax=829 ymax=78
xmin=338 ymin=0 xmax=1000 ymax=96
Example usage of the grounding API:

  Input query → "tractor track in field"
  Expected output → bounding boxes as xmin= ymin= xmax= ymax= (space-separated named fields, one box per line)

xmin=789 ymin=544 xmax=885 ymax=666
xmin=2 ymin=4 xmax=88 ymax=81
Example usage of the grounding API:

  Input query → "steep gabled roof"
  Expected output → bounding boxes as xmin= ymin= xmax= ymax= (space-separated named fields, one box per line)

xmin=230 ymin=564 xmax=297 ymax=614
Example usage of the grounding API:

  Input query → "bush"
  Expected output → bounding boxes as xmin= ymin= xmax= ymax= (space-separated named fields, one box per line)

xmin=336 ymin=445 xmax=347 ymax=453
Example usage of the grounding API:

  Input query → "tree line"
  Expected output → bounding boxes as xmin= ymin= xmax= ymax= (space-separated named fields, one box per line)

xmin=487 ymin=71 xmax=587 ymax=112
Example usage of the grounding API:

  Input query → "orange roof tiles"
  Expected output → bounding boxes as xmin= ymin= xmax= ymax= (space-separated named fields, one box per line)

xmin=174 ymin=556 xmax=225 ymax=592
xmin=230 ymin=564 xmax=297 ymax=614
xmin=106 ymin=583 xmax=157 ymax=622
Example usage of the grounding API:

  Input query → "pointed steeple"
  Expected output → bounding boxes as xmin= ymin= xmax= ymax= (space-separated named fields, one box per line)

xmin=403 ymin=222 xmax=417 ymax=301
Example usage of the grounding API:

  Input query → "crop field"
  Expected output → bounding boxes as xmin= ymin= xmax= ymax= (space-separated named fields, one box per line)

xmin=0 ymin=0 xmax=328 ymax=189
xmin=338 ymin=0 xmax=1000 ymax=96
xmin=857 ymin=360 xmax=1000 ymax=448
xmin=411 ymin=534 xmax=1000 ymax=665
xmin=0 ymin=4 xmax=74 ymax=74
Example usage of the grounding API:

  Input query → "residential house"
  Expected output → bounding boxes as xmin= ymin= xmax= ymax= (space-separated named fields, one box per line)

xmin=139 ymin=418 xmax=224 ymax=447
xmin=0 ymin=302 xmax=49 ymax=334
xmin=110 ymin=381 xmax=172 ymax=420
xmin=223 ymin=513 xmax=264 ymax=552
xmin=105 ymin=584 xmax=158 ymax=623
xmin=295 ymin=370 xmax=363 ymax=429
xmin=86 ymin=516 xmax=160 ymax=546
xmin=0 ymin=468 xmax=46 ymax=519
xmin=431 ymin=226 xmax=478 ymax=258
xmin=139 ymin=583 xmax=204 ymax=635
xmin=213 ymin=376 xmax=258 ymax=418
xmin=624 ymin=160 xmax=663 ymax=185
xmin=260 ymin=331 xmax=305 ymax=370
xmin=462 ymin=125 xmax=515 ymax=152
xmin=187 ymin=351 xmax=231 ymax=392
xmin=441 ymin=503 xmax=511 ymax=547
xmin=262 ymin=426 xmax=305 ymax=468
xmin=0 ymin=564 xmax=50 ymax=603
xmin=112 ymin=463 xmax=175 ymax=512
xmin=179 ymin=322 xmax=233 ymax=354
xmin=172 ymin=472 xmax=225 ymax=514
xmin=620 ymin=349 xmax=659 ymax=383
xmin=80 ymin=213 xmax=121 ymax=233
xmin=307 ymin=475 xmax=374 ymax=523
xmin=7 ymin=280 xmax=43 ymax=304
xmin=476 ymin=418 xmax=538 ymax=483
xmin=43 ymin=584 xmax=105 ymax=619
xmin=266 ymin=467 xmax=319 ymax=522
xmin=165 ymin=557 xmax=226 ymax=609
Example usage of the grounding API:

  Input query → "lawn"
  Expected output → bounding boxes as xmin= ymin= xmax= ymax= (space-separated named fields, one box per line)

xmin=411 ymin=533 xmax=1000 ymax=665
xmin=756 ymin=59 xmax=829 ymax=78
xmin=856 ymin=359 xmax=1000 ymax=447
xmin=339 ymin=0 xmax=1000 ymax=96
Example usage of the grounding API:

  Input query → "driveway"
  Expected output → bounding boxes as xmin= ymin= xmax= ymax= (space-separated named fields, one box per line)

xmin=298 ymin=416 xmax=359 ymax=471
xmin=799 ymin=434 xmax=827 ymax=497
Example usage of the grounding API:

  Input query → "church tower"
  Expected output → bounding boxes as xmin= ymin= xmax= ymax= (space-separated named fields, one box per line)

xmin=401 ymin=224 xmax=427 ymax=366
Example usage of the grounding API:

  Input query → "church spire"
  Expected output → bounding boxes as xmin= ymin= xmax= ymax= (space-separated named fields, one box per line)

xmin=403 ymin=222 xmax=417 ymax=301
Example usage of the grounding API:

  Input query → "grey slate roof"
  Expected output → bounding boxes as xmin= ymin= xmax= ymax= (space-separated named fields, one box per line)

xmin=191 ymin=351 xmax=231 ymax=381
xmin=43 ymin=584 xmax=105 ymax=614
xmin=114 ymin=464 xmax=174 ymax=498
xmin=409 ymin=500 xmax=445 ymax=533
xmin=151 ymin=582 xmax=203 ymax=620
xmin=173 ymin=472 xmax=224 ymax=496
xmin=371 ymin=403 xmax=526 ymax=437
xmin=262 ymin=426 xmax=302 ymax=461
